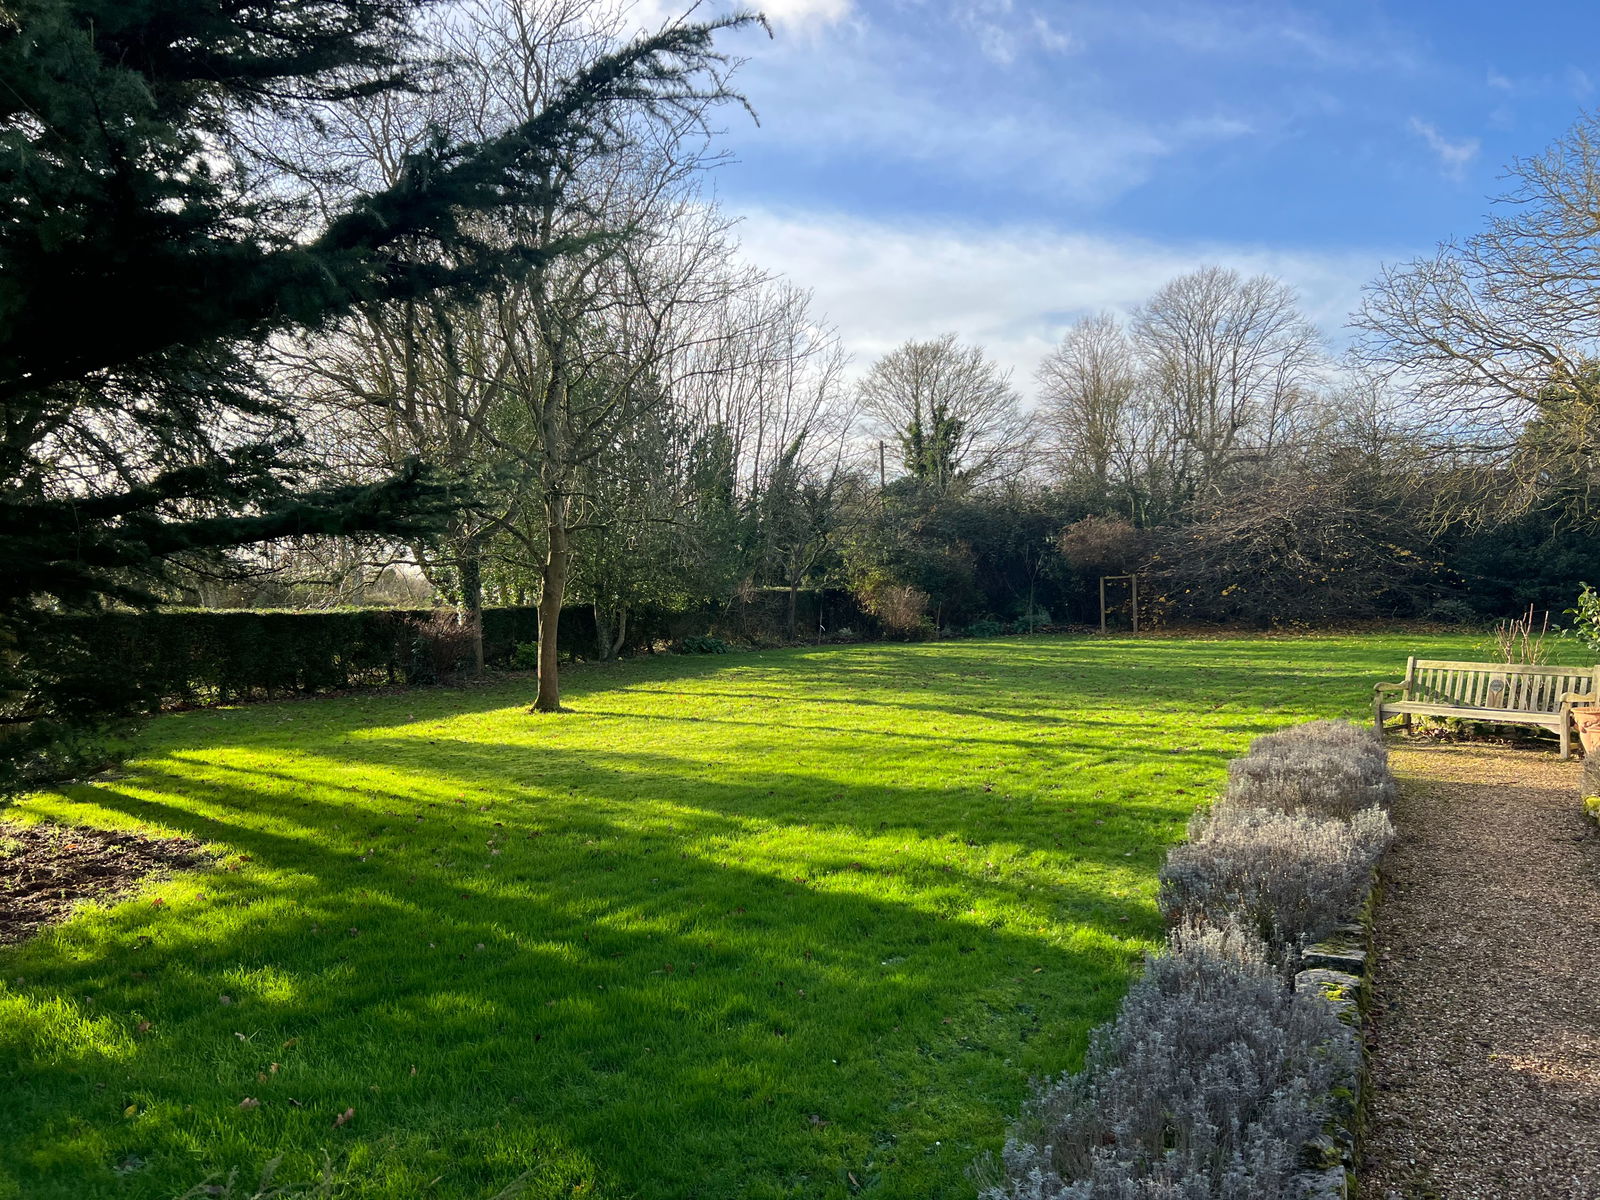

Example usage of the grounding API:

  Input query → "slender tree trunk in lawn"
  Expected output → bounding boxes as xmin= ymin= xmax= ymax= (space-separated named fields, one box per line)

xmin=535 ymin=493 xmax=569 ymax=711
xmin=459 ymin=536 xmax=485 ymax=675
xmin=610 ymin=606 xmax=628 ymax=658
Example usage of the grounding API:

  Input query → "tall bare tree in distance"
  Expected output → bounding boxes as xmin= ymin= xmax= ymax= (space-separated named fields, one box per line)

xmin=859 ymin=333 xmax=1032 ymax=495
xmin=1132 ymin=266 xmax=1322 ymax=494
xmin=1036 ymin=313 xmax=1140 ymax=493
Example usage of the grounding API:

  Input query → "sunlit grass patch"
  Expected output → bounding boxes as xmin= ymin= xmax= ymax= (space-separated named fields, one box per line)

xmin=0 ymin=632 xmax=1503 ymax=1199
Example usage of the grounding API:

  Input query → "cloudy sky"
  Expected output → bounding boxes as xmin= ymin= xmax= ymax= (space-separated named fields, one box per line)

xmin=632 ymin=0 xmax=1600 ymax=388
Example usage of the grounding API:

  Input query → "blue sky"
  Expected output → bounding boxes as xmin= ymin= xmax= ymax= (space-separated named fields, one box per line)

xmin=644 ymin=0 xmax=1600 ymax=381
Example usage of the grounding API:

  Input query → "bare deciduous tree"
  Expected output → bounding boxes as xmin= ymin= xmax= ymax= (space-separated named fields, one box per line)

xmin=1133 ymin=266 xmax=1322 ymax=493
xmin=1036 ymin=312 xmax=1139 ymax=493
xmin=1355 ymin=110 xmax=1600 ymax=475
xmin=859 ymin=334 xmax=1031 ymax=495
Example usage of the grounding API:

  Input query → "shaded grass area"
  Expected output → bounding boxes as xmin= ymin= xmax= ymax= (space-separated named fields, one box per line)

xmin=0 ymin=633 xmax=1505 ymax=1199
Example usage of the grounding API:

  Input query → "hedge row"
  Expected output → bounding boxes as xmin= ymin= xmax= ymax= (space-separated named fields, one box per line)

xmin=984 ymin=720 xmax=1393 ymax=1199
xmin=42 ymin=589 xmax=879 ymax=707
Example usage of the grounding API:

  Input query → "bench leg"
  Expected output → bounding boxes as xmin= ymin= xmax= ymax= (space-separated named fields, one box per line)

xmin=1561 ymin=716 xmax=1573 ymax=761
xmin=1373 ymin=700 xmax=1385 ymax=735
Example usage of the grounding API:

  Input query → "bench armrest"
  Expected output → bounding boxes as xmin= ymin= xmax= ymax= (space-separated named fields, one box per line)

xmin=1561 ymin=690 xmax=1596 ymax=707
xmin=1374 ymin=682 xmax=1405 ymax=696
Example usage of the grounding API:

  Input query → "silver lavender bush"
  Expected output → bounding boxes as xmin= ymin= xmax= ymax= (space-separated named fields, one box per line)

xmin=982 ymin=719 xmax=1392 ymax=1199
xmin=1157 ymin=803 xmax=1392 ymax=964
xmin=983 ymin=923 xmax=1357 ymax=1200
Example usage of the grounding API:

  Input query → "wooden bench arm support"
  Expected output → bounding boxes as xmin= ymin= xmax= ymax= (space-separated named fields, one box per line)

xmin=1560 ymin=691 xmax=1596 ymax=707
xmin=1374 ymin=682 xmax=1406 ymax=696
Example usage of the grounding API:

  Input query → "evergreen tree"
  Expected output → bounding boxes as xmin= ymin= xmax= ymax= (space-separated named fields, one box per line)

xmin=0 ymin=0 xmax=751 ymax=792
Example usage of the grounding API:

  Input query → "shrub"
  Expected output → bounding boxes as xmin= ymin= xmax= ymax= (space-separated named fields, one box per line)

xmin=680 ymin=635 xmax=729 ymax=654
xmin=1426 ymin=597 xmax=1479 ymax=625
xmin=1055 ymin=515 xmax=1148 ymax=576
xmin=1232 ymin=720 xmax=1394 ymax=818
xmin=1158 ymin=804 xmax=1392 ymax=964
xmin=1246 ymin=718 xmax=1385 ymax=764
xmin=408 ymin=611 xmax=478 ymax=683
xmin=1567 ymin=583 xmax=1600 ymax=655
xmin=967 ymin=619 xmax=1006 ymax=638
xmin=510 ymin=641 xmax=539 ymax=670
xmin=862 ymin=582 xmax=932 ymax=636
xmin=1226 ymin=753 xmax=1393 ymax=819
xmin=1011 ymin=607 xmax=1052 ymax=633
xmin=985 ymin=923 xmax=1356 ymax=1200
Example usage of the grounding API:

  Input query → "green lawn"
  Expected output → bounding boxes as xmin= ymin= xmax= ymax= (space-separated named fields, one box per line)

xmin=0 ymin=633 xmax=1531 ymax=1199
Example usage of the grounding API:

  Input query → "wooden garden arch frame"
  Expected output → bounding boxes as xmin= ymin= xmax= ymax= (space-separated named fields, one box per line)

xmin=1099 ymin=574 xmax=1140 ymax=634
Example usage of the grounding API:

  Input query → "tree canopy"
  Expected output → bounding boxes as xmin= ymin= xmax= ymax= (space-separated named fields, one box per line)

xmin=0 ymin=0 xmax=752 ymax=788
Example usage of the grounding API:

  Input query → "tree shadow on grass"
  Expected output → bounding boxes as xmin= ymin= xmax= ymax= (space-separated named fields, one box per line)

xmin=137 ymin=633 xmax=1394 ymax=762
xmin=0 ymin=634 xmax=1414 ymax=1198
xmin=2 ymin=754 xmax=1158 ymax=1200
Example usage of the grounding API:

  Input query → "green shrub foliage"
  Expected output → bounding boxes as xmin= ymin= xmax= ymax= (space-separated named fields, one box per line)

xmin=12 ymin=588 xmax=879 ymax=729
xmin=680 ymin=635 xmax=730 ymax=654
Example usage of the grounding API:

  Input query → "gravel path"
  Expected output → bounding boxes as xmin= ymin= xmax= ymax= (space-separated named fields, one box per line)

xmin=1362 ymin=743 xmax=1600 ymax=1199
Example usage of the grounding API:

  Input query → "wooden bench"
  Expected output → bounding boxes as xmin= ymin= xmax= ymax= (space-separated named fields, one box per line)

xmin=1374 ymin=658 xmax=1600 ymax=759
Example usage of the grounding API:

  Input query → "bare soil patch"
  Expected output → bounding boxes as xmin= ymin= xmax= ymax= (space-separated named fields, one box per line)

xmin=0 ymin=821 xmax=207 ymax=945
xmin=1362 ymin=743 xmax=1600 ymax=1199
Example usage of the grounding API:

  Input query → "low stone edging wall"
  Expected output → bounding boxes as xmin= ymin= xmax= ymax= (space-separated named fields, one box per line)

xmin=1292 ymin=879 xmax=1376 ymax=1200
xmin=1580 ymin=756 xmax=1600 ymax=828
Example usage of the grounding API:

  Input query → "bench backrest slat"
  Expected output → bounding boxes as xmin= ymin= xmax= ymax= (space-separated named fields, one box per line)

xmin=1403 ymin=660 xmax=1597 ymax=714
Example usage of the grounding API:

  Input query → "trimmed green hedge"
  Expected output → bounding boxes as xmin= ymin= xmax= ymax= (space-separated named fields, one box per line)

xmin=43 ymin=589 xmax=877 ymax=708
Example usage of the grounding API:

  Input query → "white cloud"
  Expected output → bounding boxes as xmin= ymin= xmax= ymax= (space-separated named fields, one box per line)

xmin=626 ymin=0 xmax=850 ymax=33
xmin=759 ymin=0 xmax=852 ymax=29
xmin=734 ymin=207 xmax=1385 ymax=395
xmin=945 ymin=0 xmax=1076 ymax=67
xmin=737 ymin=24 xmax=1251 ymax=206
xmin=1032 ymin=14 xmax=1075 ymax=55
xmin=1408 ymin=117 xmax=1480 ymax=180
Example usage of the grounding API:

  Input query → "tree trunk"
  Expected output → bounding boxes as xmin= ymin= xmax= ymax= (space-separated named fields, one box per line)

xmin=612 ymin=606 xmax=628 ymax=658
xmin=787 ymin=578 xmax=800 ymax=640
xmin=459 ymin=537 xmax=485 ymax=675
xmin=593 ymin=601 xmax=613 ymax=662
xmin=534 ymin=494 xmax=568 ymax=712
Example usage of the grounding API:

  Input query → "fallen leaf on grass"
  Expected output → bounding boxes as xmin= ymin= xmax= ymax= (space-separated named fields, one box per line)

xmin=333 ymin=1107 xmax=355 ymax=1129
xmin=239 ymin=1097 xmax=259 ymax=1110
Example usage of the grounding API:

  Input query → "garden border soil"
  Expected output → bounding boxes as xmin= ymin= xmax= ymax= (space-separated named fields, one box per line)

xmin=0 ymin=821 xmax=207 ymax=946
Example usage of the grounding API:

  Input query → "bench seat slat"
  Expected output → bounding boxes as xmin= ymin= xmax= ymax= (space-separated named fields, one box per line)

xmin=1379 ymin=700 xmax=1565 ymax=726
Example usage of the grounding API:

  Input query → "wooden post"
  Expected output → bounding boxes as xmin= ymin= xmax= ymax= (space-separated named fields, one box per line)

xmin=1099 ymin=576 xmax=1107 ymax=635
xmin=1131 ymin=575 xmax=1139 ymax=634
